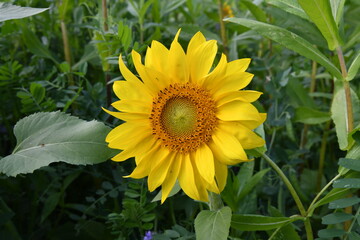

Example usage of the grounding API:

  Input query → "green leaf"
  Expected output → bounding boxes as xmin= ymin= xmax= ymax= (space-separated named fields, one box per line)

xmin=267 ymin=206 xmax=301 ymax=240
xmin=195 ymin=207 xmax=232 ymax=240
xmin=310 ymin=188 xmax=350 ymax=214
xmin=266 ymin=0 xmax=308 ymax=20
xmin=294 ymin=107 xmax=331 ymax=124
xmin=331 ymin=87 xmax=360 ymax=150
xmin=0 ymin=3 xmax=48 ymax=22
xmin=41 ymin=192 xmax=61 ymax=223
xmin=225 ymin=18 xmax=343 ymax=80
xmin=238 ymin=168 xmax=270 ymax=200
xmin=231 ymin=214 xmax=304 ymax=231
xmin=21 ymin=26 xmax=59 ymax=64
xmin=318 ymin=229 xmax=346 ymax=238
xmin=0 ymin=112 xmax=117 ymax=177
xmin=322 ymin=212 xmax=353 ymax=224
xmin=328 ymin=196 xmax=360 ymax=209
xmin=339 ymin=158 xmax=360 ymax=172
xmin=330 ymin=0 xmax=345 ymax=25
xmin=286 ymin=78 xmax=316 ymax=108
xmin=30 ymin=83 xmax=45 ymax=103
xmin=152 ymin=181 xmax=181 ymax=202
xmin=297 ymin=0 xmax=342 ymax=50
xmin=346 ymin=52 xmax=360 ymax=81
xmin=241 ymin=0 xmax=267 ymax=22
xmin=333 ymin=178 xmax=360 ymax=188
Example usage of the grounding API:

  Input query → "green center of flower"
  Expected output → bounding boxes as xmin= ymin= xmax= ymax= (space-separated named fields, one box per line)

xmin=150 ymin=83 xmax=218 ymax=153
xmin=161 ymin=98 xmax=197 ymax=137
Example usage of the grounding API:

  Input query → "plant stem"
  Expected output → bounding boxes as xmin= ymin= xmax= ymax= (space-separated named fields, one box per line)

xmin=217 ymin=0 xmax=228 ymax=57
xmin=208 ymin=192 xmax=223 ymax=211
xmin=60 ymin=20 xmax=74 ymax=86
xmin=259 ymin=151 xmax=313 ymax=240
xmin=102 ymin=0 xmax=112 ymax=107
xmin=307 ymin=173 xmax=342 ymax=216
xmin=102 ymin=0 xmax=108 ymax=31
xmin=336 ymin=47 xmax=353 ymax=132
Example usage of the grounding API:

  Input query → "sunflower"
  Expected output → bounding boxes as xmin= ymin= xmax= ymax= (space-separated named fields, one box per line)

xmin=104 ymin=30 xmax=266 ymax=203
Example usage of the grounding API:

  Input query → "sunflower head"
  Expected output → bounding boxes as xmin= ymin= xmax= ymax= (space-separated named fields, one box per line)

xmin=104 ymin=29 xmax=266 ymax=203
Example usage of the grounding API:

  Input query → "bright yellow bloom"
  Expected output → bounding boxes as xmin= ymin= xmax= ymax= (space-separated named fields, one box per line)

xmin=104 ymin=30 xmax=266 ymax=203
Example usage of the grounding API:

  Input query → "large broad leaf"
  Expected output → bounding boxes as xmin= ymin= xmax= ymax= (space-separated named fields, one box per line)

xmin=195 ymin=207 xmax=232 ymax=240
xmin=331 ymin=87 xmax=360 ymax=150
xmin=0 ymin=112 xmax=117 ymax=177
xmin=298 ymin=0 xmax=342 ymax=50
xmin=225 ymin=18 xmax=343 ymax=80
xmin=231 ymin=214 xmax=304 ymax=231
xmin=0 ymin=3 xmax=48 ymax=22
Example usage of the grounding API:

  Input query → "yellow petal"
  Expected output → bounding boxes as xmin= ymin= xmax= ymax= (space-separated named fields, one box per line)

xmin=132 ymin=50 xmax=160 ymax=93
xmin=240 ymin=113 xmax=267 ymax=129
xmin=148 ymin=150 xmax=174 ymax=192
xmin=202 ymin=53 xmax=227 ymax=90
xmin=161 ymin=154 xmax=182 ymax=203
xmin=187 ymin=31 xmax=206 ymax=55
xmin=214 ymin=160 xmax=228 ymax=192
xmin=209 ymin=141 xmax=242 ymax=165
xmin=112 ymin=99 xmax=151 ymax=114
xmin=226 ymin=58 xmax=251 ymax=75
xmin=217 ymin=101 xmax=261 ymax=122
xmin=216 ymin=90 xmax=263 ymax=107
xmin=212 ymin=128 xmax=249 ymax=161
xmin=168 ymin=34 xmax=189 ymax=83
xmin=236 ymin=123 xmax=265 ymax=149
xmin=113 ymin=80 xmax=141 ymax=100
xmin=145 ymin=40 xmax=169 ymax=73
xmin=178 ymin=154 xmax=201 ymax=201
xmin=213 ymin=72 xmax=254 ymax=98
xmin=194 ymin=144 xmax=215 ymax=184
xmin=102 ymin=107 xmax=148 ymax=121
xmin=188 ymin=40 xmax=218 ymax=83
xmin=111 ymin=149 xmax=134 ymax=162
xmin=118 ymin=55 xmax=153 ymax=100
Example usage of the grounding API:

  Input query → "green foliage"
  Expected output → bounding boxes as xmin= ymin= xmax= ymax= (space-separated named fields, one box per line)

xmin=0 ymin=2 xmax=48 ymax=22
xmin=194 ymin=207 xmax=231 ymax=240
xmin=0 ymin=112 xmax=116 ymax=176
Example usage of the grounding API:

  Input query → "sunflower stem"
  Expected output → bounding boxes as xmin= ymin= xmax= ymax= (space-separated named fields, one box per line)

xmin=259 ymin=151 xmax=313 ymax=240
xmin=208 ymin=192 xmax=223 ymax=211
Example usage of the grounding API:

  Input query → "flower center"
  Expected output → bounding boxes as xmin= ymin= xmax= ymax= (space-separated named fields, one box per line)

xmin=150 ymin=83 xmax=218 ymax=153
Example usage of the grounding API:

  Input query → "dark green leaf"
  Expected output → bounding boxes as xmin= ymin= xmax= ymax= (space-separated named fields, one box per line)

xmin=333 ymin=178 xmax=360 ymax=188
xmin=318 ymin=229 xmax=346 ymax=238
xmin=294 ymin=107 xmax=330 ymax=124
xmin=328 ymin=196 xmax=360 ymax=209
xmin=339 ymin=158 xmax=360 ymax=172
xmin=225 ymin=18 xmax=343 ymax=79
xmin=41 ymin=192 xmax=61 ymax=223
xmin=241 ymin=0 xmax=267 ymax=22
xmin=298 ymin=0 xmax=342 ymax=50
xmin=0 ymin=112 xmax=117 ymax=176
xmin=322 ymin=212 xmax=353 ymax=224
xmin=231 ymin=214 xmax=304 ymax=231
xmin=195 ymin=207 xmax=232 ymax=240
xmin=0 ymin=3 xmax=48 ymax=22
xmin=238 ymin=168 xmax=270 ymax=200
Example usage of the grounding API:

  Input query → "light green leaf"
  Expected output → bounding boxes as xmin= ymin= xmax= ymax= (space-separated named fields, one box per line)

xmin=333 ymin=178 xmax=360 ymax=188
xmin=331 ymin=87 xmax=360 ymax=150
xmin=231 ymin=214 xmax=304 ymax=231
xmin=195 ymin=207 xmax=232 ymax=240
xmin=266 ymin=0 xmax=308 ymax=20
xmin=152 ymin=181 xmax=181 ymax=202
xmin=241 ymin=0 xmax=267 ymax=22
xmin=298 ymin=0 xmax=342 ymax=50
xmin=346 ymin=52 xmax=360 ymax=81
xmin=294 ymin=107 xmax=331 ymax=124
xmin=330 ymin=0 xmax=345 ymax=25
xmin=311 ymin=188 xmax=350 ymax=213
xmin=225 ymin=18 xmax=343 ymax=80
xmin=322 ymin=212 xmax=353 ymax=224
xmin=0 ymin=3 xmax=48 ymax=22
xmin=0 ymin=112 xmax=117 ymax=177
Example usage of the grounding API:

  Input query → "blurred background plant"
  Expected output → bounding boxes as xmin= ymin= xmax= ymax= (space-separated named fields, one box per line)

xmin=0 ymin=0 xmax=359 ymax=239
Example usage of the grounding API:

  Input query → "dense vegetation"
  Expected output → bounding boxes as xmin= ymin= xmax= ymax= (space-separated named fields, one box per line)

xmin=1 ymin=0 xmax=360 ymax=239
